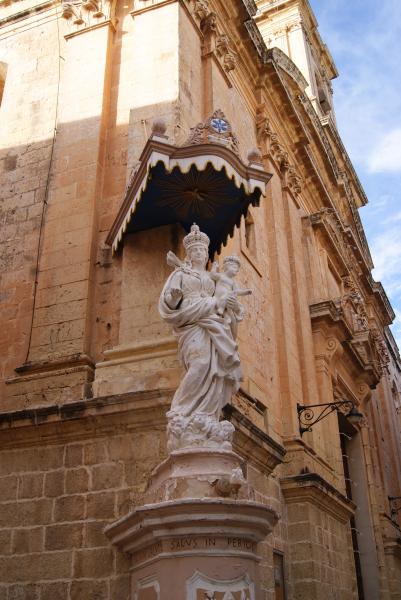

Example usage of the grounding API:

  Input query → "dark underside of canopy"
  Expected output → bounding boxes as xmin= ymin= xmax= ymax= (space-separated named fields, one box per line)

xmin=122 ymin=161 xmax=262 ymax=256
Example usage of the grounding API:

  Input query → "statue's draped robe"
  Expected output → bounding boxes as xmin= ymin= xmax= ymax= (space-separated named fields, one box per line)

xmin=159 ymin=267 xmax=242 ymax=419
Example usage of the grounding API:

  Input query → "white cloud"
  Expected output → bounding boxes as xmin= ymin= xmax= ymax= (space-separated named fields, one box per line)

xmin=391 ymin=308 xmax=401 ymax=350
xmin=371 ymin=226 xmax=401 ymax=282
xmin=311 ymin=1 xmax=401 ymax=173
xmin=368 ymin=128 xmax=401 ymax=173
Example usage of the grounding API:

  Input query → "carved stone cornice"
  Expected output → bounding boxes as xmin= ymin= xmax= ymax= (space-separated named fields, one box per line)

xmin=199 ymin=9 xmax=216 ymax=36
xmin=244 ymin=18 xmax=269 ymax=62
xmin=310 ymin=300 xmax=350 ymax=333
xmin=284 ymin=165 xmax=302 ymax=196
xmin=215 ymin=33 xmax=238 ymax=73
xmin=265 ymin=47 xmax=308 ymax=92
xmin=0 ymin=389 xmax=173 ymax=446
xmin=192 ymin=0 xmax=209 ymax=20
xmin=223 ymin=404 xmax=286 ymax=476
xmin=310 ymin=298 xmax=385 ymax=386
xmin=309 ymin=207 xmax=352 ymax=274
xmin=0 ymin=0 xmax=54 ymax=23
xmin=339 ymin=170 xmax=373 ymax=270
xmin=321 ymin=117 xmax=368 ymax=207
xmin=366 ymin=276 xmax=395 ymax=325
xmin=341 ymin=275 xmax=369 ymax=334
xmin=309 ymin=209 xmax=395 ymax=331
xmin=61 ymin=0 xmax=114 ymax=31
xmin=370 ymin=328 xmax=390 ymax=374
xmin=187 ymin=2 xmax=239 ymax=78
xmin=256 ymin=104 xmax=303 ymax=195
xmin=268 ymin=131 xmax=289 ymax=169
xmin=7 ymin=353 xmax=95 ymax=385
xmin=309 ymin=303 xmax=351 ymax=369
xmin=240 ymin=0 xmax=257 ymax=17
xmin=281 ymin=472 xmax=355 ymax=524
xmin=298 ymin=92 xmax=339 ymax=180
xmin=345 ymin=330 xmax=382 ymax=384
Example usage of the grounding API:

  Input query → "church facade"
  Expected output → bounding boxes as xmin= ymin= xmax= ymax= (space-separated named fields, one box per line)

xmin=0 ymin=0 xmax=401 ymax=598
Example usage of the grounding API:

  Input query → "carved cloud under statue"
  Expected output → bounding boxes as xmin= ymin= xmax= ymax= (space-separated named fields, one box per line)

xmin=159 ymin=223 xmax=250 ymax=453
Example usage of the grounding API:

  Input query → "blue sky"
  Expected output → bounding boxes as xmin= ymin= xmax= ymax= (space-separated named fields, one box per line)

xmin=310 ymin=0 xmax=401 ymax=347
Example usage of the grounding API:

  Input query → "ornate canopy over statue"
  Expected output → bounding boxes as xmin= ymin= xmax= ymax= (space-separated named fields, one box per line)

xmin=106 ymin=110 xmax=272 ymax=256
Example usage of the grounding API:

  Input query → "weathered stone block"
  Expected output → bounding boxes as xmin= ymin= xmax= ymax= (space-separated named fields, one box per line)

xmin=12 ymin=528 xmax=44 ymax=554
xmin=73 ymin=548 xmax=114 ymax=578
xmin=39 ymin=581 xmax=69 ymax=600
xmin=65 ymin=468 xmax=89 ymax=494
xmin=54 ymin=495 xmax=86 ymax=522
xmin=0 ymin=499 xmax=52 ymax=528
xmin=18 ymin=473 xmax=44 ymax=499
xmin=110 ymin=575 xmax=130 ymax=599
xmin=91 ymin=463 xmax=124 ymax=491
xmin=84 ymin=520 xmax=109 ymax=548
xmin=86 ymin=492 xmax=115 ymax=520
xmin=0 ymin=551 xmax=72 ymax=582
xmin=8 ymin=583 xmax=40 ymax=600
xmin=70 ymin=580 xmax=109 ymax=600
xmin=84 ymin=441 xmax=108 ymax=465
xmin=0 ymin=475 xmax=18 ymax=502
xmin=0 ymin=530 xmax=12 ymax=556
xmin=45 ymin=523 xmax=83 ymax=550
xmin=64 ymin=444 xmax=84 ymax=468
xmin=44 ymin=470 xmax=64 ymax=497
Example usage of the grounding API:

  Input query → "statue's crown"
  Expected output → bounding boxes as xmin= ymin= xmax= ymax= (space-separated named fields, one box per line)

xmin=183 ymin=223 xmax=210 ymax=251
xmin=223 ymin=255 xmax=241 ymax=267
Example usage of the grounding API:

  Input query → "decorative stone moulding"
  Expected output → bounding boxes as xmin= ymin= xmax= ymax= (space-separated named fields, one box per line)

xmin=255 ymin=104 xmax=302 ymax=194
xmin=309 ymin=298 xmax=387 ymax=386
xmin=192 ymin=0 xmax=209 ymax=21
xmin=187 ymin=1 xmax=239 ymax=78
xmin=61 ymin=0 xmax=109 ymax=27
xmin=106 ymin=111 xmax=272 ymax=256
xmin=185 ymin=109 xmax=240 ymax=154
xmin=216 ymin=33 xmax=238 ymax=72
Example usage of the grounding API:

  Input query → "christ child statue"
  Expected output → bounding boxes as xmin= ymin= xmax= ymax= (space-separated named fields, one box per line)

xmin=210 ymin=255 xmax=252 ymax=317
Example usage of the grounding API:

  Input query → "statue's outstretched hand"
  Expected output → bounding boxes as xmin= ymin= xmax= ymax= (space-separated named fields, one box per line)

xmin=166 ymin=287 xmax=183 ymax=308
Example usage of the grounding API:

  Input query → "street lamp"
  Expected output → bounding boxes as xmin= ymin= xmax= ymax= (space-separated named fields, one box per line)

xmin=297 ymin=400 xmax=364 ymax=436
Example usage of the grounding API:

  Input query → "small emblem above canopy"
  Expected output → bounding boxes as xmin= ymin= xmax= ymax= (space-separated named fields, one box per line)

xmin=106 ymin=110 xmax=272 ymax=256
xmin=185 ymin=108 xmax=240 ymax=155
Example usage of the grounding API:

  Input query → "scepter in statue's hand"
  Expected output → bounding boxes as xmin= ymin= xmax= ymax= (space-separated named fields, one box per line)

xmin=166 ymin=251 xmax=187 ymax=270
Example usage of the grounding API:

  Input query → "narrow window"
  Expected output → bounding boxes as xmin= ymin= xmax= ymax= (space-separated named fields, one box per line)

xmin=244 ymin=212 xmax=256 ymax=256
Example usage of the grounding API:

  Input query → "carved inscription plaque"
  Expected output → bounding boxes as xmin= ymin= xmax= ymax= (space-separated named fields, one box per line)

xmin=133 ymin=536 xmax=257 ymax=566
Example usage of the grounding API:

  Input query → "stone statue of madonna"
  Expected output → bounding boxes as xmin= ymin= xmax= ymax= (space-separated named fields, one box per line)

xmin=159 ymin=224 xmax=247 ymax=452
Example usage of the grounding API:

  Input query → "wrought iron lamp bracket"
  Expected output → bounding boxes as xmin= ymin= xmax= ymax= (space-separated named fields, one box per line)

xmin=297 ymin=400 xmax=354 ymax=436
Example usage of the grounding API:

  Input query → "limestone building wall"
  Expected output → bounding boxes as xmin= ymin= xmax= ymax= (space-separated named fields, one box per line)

xmin=0 ymin=0 xmax=401 ymax=599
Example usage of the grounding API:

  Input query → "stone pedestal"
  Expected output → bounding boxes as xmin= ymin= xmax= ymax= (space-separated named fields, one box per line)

xmin=105 ymin=448 xmax=278 ymax=599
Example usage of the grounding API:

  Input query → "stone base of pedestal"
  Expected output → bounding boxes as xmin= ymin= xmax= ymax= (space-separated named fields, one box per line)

xmin=105 ymin=447 xmax=278 ymax=599
xmin=145 ymin=447 xmax=251 ymax=502
xmin=105 ymin=497 xmax=278 ymax=599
